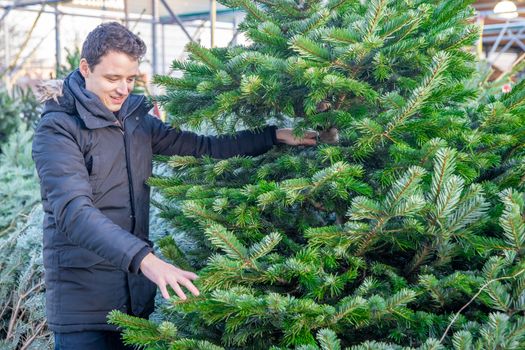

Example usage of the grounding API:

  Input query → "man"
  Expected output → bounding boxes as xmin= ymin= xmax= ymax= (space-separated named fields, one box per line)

xmin=32 ymin=22 xmax=316 ymax=349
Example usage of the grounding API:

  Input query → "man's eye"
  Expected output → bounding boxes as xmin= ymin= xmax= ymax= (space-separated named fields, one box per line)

xmin=127 ymin=78 xmax=135 ymax=83
xmin=107 ymin=78 xmax=118 ymax=82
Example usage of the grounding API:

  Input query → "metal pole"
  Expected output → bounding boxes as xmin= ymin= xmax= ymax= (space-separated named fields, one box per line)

xmin=161 ymin=23 xmax=166 ymax=74
xmin=3 ymin=16 xmax=9 ymax=87
xmin=151 ymin=0 xmax=157 ymax=75
xmin=232 ymin=10 xmax=237 ymax=46
xmin=123 ymin=0 xmax=129 ymax=27
xmin=0 ymin=8 xmax=11 ymax=24
xmin=489 ymin=20 xmax=509 ymax=57
xmin=55 ymin=2 xmax=61 ymax=76
xmin=210 ymin=0 xmax=216 ymax=48
xmin=477 ymin=16 xmax=484 ymax=58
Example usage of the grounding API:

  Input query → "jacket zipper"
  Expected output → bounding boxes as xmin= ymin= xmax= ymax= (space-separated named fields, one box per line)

xmin=123 ymin=122 xmax=136 ymax=233
xmin=115 ymin=96 xmax=145 ymax=234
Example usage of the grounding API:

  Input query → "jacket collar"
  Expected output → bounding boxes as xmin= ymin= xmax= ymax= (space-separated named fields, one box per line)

xmin=40 ymin=69 xmax=149 ymax=130
xmin=116 ymin=94 xmax=150 ymax=134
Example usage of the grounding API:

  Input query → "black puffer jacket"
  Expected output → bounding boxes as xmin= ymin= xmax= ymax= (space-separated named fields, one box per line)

xmin=32 ymin=70 xmax=277 ymax=332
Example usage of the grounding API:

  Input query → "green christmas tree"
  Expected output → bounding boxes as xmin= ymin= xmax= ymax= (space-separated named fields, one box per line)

xmin=110 ymin=0 xmax=525 ymax=348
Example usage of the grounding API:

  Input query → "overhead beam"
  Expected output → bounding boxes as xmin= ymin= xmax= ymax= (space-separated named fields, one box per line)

xmin=483 ymin=21 xmax=525 ymax=31
xmin=483 ymin=34 xmax=525 ymax=43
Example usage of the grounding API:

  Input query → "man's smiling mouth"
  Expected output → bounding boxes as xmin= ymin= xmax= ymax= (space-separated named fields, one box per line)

xmin=110 ymin=96 xmax=125 ymax=103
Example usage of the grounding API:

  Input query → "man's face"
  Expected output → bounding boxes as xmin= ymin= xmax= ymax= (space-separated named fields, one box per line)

xmin=79 ymin=51 xmax=139 ymax=112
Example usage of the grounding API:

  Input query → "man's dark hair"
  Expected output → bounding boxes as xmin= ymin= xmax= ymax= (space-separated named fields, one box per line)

xmin=81 ymin=22 xmax=146 ymax=69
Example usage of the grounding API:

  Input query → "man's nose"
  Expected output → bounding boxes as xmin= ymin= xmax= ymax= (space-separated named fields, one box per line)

xmin=116 ymin=80 xmax=128 ymax=95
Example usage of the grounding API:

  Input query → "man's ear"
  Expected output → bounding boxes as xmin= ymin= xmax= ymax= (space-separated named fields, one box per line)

xmin=79 ymin=58 xmax=91 ymax=78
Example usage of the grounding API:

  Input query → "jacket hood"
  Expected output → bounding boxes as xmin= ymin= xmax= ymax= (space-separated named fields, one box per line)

xmin=37 ymin=69 xmax=148 ymax=129
xmin=36 ymin=79 xmax=64 ymax=104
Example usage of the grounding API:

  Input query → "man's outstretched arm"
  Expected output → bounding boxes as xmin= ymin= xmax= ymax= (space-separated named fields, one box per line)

xmin=148 ymin=115 xmax=317 ymax=157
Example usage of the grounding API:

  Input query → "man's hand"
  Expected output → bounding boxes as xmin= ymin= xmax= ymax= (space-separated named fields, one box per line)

xmin=276 ymin=128 xmax=317 ymax=146
xmin=140 ymin=253 xmax=200 ymax=300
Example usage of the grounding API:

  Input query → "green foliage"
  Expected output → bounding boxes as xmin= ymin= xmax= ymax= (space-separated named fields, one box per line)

xmin=56 ymin=47 xmax=81 ymax=79
xmin=112 ymin=0 xmax=525 ymax=349
xmin=0 ymin=142 xmax=179 ymax=349
xmin=0 ymin=207 xmax=52 ymax=350
xmin=0 ymin=86 xmax=40 ymax=145
xmin=0 ymin=109 xmax=50 ymax=348
xmin=0 ymin=126 xmax=40 ymax=237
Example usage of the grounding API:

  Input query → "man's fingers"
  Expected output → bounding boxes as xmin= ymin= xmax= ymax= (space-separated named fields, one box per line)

xmin=168 ymin=279 xmax=187 ymax=300
xmin=294 ymin=137 xmax=316 ymax=146
xmin=304 ymin=131 xmax=318 ymax=139
xmin=159 ymin=283 xmax=170 ymax=300
xmin=302 ymin=138 xmax=317 ymax=145
xmin=178 ymin=277 xmax=200 ymax=297
xmin=293 ymin=131 xmax=317 ymax=146
xmin=181 ymin=270 xmax=198 ymax=280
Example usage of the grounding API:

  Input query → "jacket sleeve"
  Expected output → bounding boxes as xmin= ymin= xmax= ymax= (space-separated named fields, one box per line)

xmin=148 ymin=114 xmax=277 ymax=158
xmin=32 ymin=115 xmax=150 ymax=272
